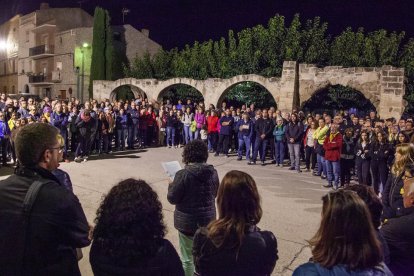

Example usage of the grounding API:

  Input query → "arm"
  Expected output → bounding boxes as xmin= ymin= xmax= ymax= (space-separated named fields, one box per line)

xmin=167 ymin=170 xmax=186 ymax=205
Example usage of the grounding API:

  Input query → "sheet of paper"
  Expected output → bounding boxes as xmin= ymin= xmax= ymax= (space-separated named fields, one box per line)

xmin=161 ymin=161 xmax=182 ymax=181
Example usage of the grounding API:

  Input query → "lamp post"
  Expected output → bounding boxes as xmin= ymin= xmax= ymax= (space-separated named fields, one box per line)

xmin=80 ymin=42 xmax=89 ymax=102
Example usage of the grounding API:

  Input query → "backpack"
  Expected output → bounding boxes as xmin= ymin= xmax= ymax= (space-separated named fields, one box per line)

xmin=190 ymin=120 xmax=197 ymax=132
xmin=0 ymin=178 xmax=53 ymax=275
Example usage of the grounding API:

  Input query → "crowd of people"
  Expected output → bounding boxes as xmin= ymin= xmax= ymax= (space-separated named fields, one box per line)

xmin=0 ymin=93 xmax=413 ymax=275
xmin=1 ymin=93 xmax=414 ymax=194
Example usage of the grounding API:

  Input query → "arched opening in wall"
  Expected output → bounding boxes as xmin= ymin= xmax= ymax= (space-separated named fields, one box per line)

xmin=110 ymin=85 xmax=147 ymax=102
xmin=157 ymin=84 xmax=204 ymax=106
xmin=301 ymin=85 xmax=376 ymax=116
xmin=218 ymin=82 xmax=277 ymax=109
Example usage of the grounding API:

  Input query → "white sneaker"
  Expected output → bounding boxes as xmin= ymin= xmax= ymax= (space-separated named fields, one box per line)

xmin=83 ymin=158 xmax=88 ymax=162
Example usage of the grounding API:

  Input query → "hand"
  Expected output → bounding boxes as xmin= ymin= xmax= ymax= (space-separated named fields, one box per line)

xmin=289 ymin=138 xmax=294 ymax=143
xmin=88 ymin=225 xmax=94 ymax=241
xmin=260 ymin=134 xmax=266 ymax=139
xmin=168 ymin=179 xmax=173 ymax=185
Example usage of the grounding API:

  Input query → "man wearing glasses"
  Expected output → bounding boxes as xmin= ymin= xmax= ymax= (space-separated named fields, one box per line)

xmin=0 ymin=123 xmax=90 ymax=275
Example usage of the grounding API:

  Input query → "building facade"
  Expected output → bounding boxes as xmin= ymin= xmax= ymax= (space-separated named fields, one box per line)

xmin=0 ymin=3 xmax=161 ymax=101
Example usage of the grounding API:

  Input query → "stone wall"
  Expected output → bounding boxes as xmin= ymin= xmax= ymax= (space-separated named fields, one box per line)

xmin=94 ymin=61 xmax=406 ymax=119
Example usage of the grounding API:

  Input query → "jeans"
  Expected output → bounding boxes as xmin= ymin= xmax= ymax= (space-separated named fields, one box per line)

xmin=117 ymin=128 xmax=127 ymax=150
xmin=275 ymin=140 xmax=285 ymax=165
xmin=216 ymin=134 xmax=230 ymax=155
xmin=127 ymin=124 xmax=137 ymax=148
xmin=238 ymin=136 xmax=251 ymax=161
xmin=75 ymin=135 xmax=91 ymax=157
xmin=208 ymin=132 xmax=218 ymax=151
xmin=317 ymin=154 xmax=327 ymax=176
xmin=326 ymin=160 xmax=340 ymax=188
xmin=166 ymin=126 xmax=176 ymax=146
xmin=371 ymin=159 xmax=388 ymax=193
xmin=194 ymin=128 xmax=200 ymax=140
xmin=356 ymin=158 xmax=371 ymax=185
xmin=288 ymin=143 xmax=301 ymax=170
xmin=252 ymin=138 xmax=268 ymax=162
xmin=183 ymin=125 xmax=191 ymax=144
xmin=304 ymin=145 xmax=316 ymax=170
xmin=178 ymin=232 xmax=194 ymax=276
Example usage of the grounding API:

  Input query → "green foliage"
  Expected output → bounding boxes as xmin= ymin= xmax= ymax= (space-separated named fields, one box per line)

xmin=223 ymin=82 xmax=276 ymax=108
xmin=89 ymin=7 xmax=117 ymax=98
xmin=125 ymin=13 xmax=414 ymax=112
xmin=89 ymin=7 xmax=106 ymax=97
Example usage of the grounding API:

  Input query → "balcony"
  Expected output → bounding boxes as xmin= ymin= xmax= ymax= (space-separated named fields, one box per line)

xmin=29 ymin=74 xmax=54 ymax=86
xmin=29 ymin=45 xmax=55 ymax=59
xmin=52 ymin=70 xmax=62 ymax=82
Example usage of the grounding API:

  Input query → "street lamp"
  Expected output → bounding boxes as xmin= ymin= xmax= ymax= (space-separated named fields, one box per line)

xmin=0 ymin=40 xmax=8 ymax=51
xmin=80 ymin=42 xmax=90 ymax=102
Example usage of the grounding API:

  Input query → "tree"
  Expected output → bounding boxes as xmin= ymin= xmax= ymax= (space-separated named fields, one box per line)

xmin=283 ymin=14 xmax=302 ymax=61
xmin=105 ymin=10 xmax=114 ymax=81
xmin=301 ymin=17 xmax=330 ymax=65
xmin=89 ymin=7 xmax=106 ymax=98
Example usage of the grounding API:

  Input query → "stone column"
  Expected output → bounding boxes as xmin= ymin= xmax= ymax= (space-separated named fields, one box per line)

xmin=378 ymin=66 xmax=405 ymax=119
xmin=277 ymin=61 xmax=297 ymax=112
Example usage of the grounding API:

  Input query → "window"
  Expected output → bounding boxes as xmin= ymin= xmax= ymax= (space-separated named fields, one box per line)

xmin=56 ymin=61 xmax=62 ymax=71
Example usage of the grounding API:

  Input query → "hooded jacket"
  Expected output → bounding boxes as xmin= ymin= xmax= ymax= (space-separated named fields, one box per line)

xmin=167 ymin=163 xmax=219 ymax=236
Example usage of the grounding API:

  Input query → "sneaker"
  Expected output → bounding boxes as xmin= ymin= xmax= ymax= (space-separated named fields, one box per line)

xmin=74 ymin=157 xmax=81 ymax=163
xmin=237 ymin=157 xmax=242 ymax=161
xmin=214 ymin=153 xmax=219 ymax=157
xmin=276 ymin=163 xmax=280 ymax=167
xmin=321 ymin=175 xmax=327 ymax=179
xmin=305 ymin=169 xmax=310 ymax=172
xmin=288 ymin=167 xmax=295 ymax=170
xmin=271 ymin=160 xmax=276 ymax=164
xmin=297 ymin=170 xmax=302 ymax=173
xmin=313 ymin=172 xmax=321 ymax=176
xmin=174 ymin=146 xmax=178 ymax=149
xmin=83 ymin=157 xmax=88 ymax=162
xmin=323 ymin=184 xmax=333 ymax=188
xmin=261 ymin=161 xmax=265 ymax=166
xmin=248 ymin=161 xmax=256 ymax=165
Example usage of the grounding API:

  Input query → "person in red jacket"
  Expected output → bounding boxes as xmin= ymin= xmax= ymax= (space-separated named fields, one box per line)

xmin=323 ymin=123 xmax=343 ymax=190
xmin=206 ymin=110 xmax=219 ymax=152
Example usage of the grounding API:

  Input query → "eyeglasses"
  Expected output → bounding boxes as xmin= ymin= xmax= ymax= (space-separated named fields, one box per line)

xmin=49 ymin=145 xmax=64 ymax=153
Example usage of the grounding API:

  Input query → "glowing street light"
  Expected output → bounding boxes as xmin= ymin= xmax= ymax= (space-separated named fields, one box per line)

xmin=0 ymin=40 xmax=8 ymax=51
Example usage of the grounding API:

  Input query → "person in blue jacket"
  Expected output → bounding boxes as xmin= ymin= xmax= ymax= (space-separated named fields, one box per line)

xmin=273 ymin=117 xmax=286 ymax=166
xmin=51 ymin=102 xmax=69 ymax=160
xmin=236 ymin=112 xmax=253 ymax=162
xmin=126 ymin=102 xmax=139 ymax=149
xmin=0 ymin=111 xmax=10 ymax=166
xmin=215 ymin=109 xmax=234 ymax=157
xmin=115 ymin=108 xmax=128 ymax=151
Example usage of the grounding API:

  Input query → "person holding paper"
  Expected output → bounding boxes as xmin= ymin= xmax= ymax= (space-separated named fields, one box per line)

xmin=167 ymin=140 xmax=219 ymax=276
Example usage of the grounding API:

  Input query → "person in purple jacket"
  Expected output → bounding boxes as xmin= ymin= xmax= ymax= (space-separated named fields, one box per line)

xmin=115 ymin=108 xmax=128 ymax=151
xmin=236 ymin=112 xmax=253 ymax=162
xmin=215 ymin=109 xmax=234 ymax=157
xmin=194 ymin=107 xmax=206 ymax=140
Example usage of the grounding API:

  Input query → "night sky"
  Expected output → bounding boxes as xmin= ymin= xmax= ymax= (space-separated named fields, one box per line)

xmin=1 ymin=0 xmax=414 ymax=50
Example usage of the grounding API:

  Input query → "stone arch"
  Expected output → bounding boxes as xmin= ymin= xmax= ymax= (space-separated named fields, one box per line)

xmin=216 ymin=80 xmax=278 ymax=108
xmin=301 ymin=84 xmax=377 ymax=114
xmin=213 ymin=74 xmax=281 ymax=109
xmin=300 ymin=80 xmax=381 ymax=111
xmin=109 ymin=84 xmax=148 ymax=102
xmin=155 ymin=78 xmax=205 ymax=102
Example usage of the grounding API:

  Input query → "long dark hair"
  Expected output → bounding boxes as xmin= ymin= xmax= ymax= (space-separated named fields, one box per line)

xmin=207 ymin=170 xmax=262 ymax=249
xmin=93 ymin=178 xmax=166 ymax=261
xmin=309 ymin=190 xmax=382 ymax=270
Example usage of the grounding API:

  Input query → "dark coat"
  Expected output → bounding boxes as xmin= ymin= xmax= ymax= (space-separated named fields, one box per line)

xmin=382 ymin=173 xmax=405 ymax=219
xmin=167 ymin=163 xmax=219 ymax=236
xmin=90 ymin=238 xmax=184 ymax=276
xmin=285 ymin=122 xmax=304 ymax=144
xmin=254 ymin=118 xmax=274 ymax=139
xmin=0 ymin=166 xmax=90 ymax=276
xmin=381 ymin=208 xmax=414 ymax=276
xmin=193 ymin=226 xmax=278 ymax=276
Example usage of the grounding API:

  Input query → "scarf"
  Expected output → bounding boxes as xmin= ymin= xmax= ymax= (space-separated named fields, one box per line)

xmin=343 ymin=136 xmax=354 ymax=153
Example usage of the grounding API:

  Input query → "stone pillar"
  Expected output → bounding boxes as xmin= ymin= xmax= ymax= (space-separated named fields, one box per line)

xmin=378 ymin=66 xmax=405 ymax=119
xmin=277 ymin=61 xmax=297 ymax=112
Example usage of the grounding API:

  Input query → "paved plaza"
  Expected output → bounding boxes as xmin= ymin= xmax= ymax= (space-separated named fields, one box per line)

xmin=1 ymin=147 xmax=328 ymax=275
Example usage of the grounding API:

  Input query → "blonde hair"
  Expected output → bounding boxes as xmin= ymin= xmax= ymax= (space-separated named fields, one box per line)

xmin=391 ymin=143 xmax=414 ymax=176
